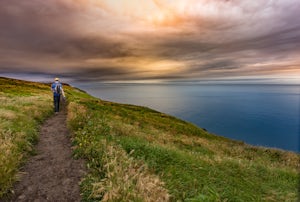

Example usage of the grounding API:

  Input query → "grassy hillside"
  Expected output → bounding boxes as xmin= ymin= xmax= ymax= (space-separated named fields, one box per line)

xmin=0 ymin=77 xmax=299 ymax=201
xmin=65 ymin=82 xmax=299 ymax=201
xmin=0 ymin=77 xmax=53 ymax=197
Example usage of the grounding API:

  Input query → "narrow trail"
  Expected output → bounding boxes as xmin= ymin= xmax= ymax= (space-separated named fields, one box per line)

xmin=8 ymin=105 xmax=86 ymax=202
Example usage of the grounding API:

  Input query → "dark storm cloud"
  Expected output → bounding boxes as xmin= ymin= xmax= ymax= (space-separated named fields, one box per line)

xmin=37 ymin=36 xmax=132 ymax=60
xmin=0 ymin=1 xmax=132 ymax=59
xmin=62 ymin=66 xmax=136 ymax=81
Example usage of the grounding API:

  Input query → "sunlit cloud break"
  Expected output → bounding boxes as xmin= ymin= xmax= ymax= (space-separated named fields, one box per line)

xmin=0 ymin=0 xmax=300 ymax=82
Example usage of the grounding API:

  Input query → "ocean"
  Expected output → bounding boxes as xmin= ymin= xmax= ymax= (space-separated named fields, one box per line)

xmin=73 ymin=83 xmax=300 ymax=152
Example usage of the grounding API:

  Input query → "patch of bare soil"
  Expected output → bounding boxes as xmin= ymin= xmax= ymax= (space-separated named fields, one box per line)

xmin=4 ymin=106 xmax=86 ymax=202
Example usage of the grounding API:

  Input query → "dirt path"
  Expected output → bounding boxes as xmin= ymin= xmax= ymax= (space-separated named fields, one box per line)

xmin=6 ymin=105 xmax=86 ymax=202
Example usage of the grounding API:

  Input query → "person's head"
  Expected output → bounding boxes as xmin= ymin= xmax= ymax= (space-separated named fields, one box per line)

xmin=54 ymin=77 xmax=59 ymax=81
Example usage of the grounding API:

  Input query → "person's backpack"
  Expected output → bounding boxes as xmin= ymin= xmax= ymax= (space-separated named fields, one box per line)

xmin=55 ymin=83 xmax=61 ymax=94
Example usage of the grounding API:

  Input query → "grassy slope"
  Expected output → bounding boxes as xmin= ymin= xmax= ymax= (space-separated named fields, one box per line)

xmin=0 ymin=77 xmax=53 ymax=197
xmin=0 ymin=77 xmax=299 ymax=201
xmin=65 ymin=83 xmax=299 ymax=201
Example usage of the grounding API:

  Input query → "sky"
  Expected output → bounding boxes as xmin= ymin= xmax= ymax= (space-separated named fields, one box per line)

xmin=0 ymin=0 xmax=300 ymax=83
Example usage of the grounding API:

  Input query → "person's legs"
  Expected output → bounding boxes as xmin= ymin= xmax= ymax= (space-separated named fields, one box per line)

xmin=57 ymin=95 xmax=60 ymax=112
xmin=54 ymin=95 xmax=60 ymax=112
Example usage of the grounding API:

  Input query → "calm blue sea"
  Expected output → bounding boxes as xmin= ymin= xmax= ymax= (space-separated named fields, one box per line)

xmin=74 ymin=83 xmax=300 ymax=152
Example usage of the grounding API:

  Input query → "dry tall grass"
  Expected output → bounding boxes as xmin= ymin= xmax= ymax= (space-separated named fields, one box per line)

xmin=90 ymin=140 xmax=170 ymax=202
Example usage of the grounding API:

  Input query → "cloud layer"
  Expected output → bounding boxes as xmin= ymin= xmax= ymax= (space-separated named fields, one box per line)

xmin=0 ymin=0 xmax=299 ymax=82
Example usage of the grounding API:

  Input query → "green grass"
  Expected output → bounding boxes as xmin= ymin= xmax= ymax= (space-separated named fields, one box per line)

xmin=66 ymin=88 xmax=299 ymax=201
xmin=0 ymin=77 xmax=53 ymax=197
xmin=1 ymin=77 xmax=299 ymax=201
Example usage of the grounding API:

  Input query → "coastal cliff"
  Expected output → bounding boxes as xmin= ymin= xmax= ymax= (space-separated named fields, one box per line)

xmin=0 ymin=77 xmax=299 ymax=201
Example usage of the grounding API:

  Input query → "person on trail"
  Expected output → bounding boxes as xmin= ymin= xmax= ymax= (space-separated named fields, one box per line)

xmin=51 ymin=77 xmax=65 ymax=113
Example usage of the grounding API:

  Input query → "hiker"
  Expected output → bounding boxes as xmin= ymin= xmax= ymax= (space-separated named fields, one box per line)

xmin=51 ymin=78 xmax=65 ymax=113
